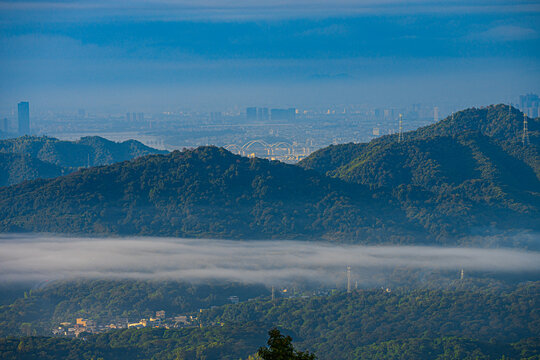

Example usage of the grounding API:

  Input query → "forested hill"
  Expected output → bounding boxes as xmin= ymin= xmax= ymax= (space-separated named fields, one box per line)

xmin=299 ymin=105 xmax=540 ymax=239
xmin=300 ymin=104 xmax=539 ymax=178
xmin=0 ymin=146 xmax=415 ymax=241
xmin=0 ymin=153 xmax=65 ymax=187
xmin=0 ymin=135 xmax=167 ymax=169
xmin=0 ymin=105 xmax=538 ymax=242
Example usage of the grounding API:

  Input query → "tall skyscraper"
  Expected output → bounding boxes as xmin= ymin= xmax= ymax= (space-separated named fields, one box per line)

xmin=257 ymin=107 xmax=269 ymax=121
xmin=246 ymin=107 xmax=257 ymax=121
xmin=17 ymin=101 xmax=30 ymax=135
xmin=1 ymin=118 xmax=8 ymax=133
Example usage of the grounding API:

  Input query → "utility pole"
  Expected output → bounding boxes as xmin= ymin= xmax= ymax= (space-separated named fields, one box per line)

xmin=523 ymin=113 xmax=529 ymax=146
xmin=398 ymin=114 xmax=403 ymax=143
xmin=347 ymin=266 xmax=351 ymax=293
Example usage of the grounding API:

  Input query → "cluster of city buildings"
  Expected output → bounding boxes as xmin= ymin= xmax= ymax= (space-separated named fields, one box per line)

xmin=246 ymin=107 xmax=296 ymax=122
xmin=52 ymin=311 xmax=198 ymax=337
xmin=1 ymin=101 xmax=30 ymax=135
xmin=519 ymin=94 xmax=540 ymax=118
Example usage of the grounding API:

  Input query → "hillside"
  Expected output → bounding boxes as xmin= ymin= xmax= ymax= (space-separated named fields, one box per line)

xmin=0 ymin=282 xmax=538 ymax=359
xmin=300 ymin=105 xmax=539 ymax=178
xmin=299 ymin=105 xmax=540 ymax=239
xmin=199 ymin=282 xmax=540 ymax=359
xmin=0 ymin=105 xmax=538 ymax=242
xmin=0 ymin=135 xmax=167 ymax=169
xmin=0 ymin=153 xmax=65 ymax=187
xmin=0 ymin=146 xmax=415 ymax=241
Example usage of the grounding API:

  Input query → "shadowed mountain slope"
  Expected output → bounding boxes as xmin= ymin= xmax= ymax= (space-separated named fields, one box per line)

xmin=299 ymin=105 xmax=540 ymax=239
xmin=0 ymin=146 xmax=416 ymax=242
xmin=0 ymin=153 xmax=65 ymax=187
xmin=0 ymin=135 xmax=167 ymax=169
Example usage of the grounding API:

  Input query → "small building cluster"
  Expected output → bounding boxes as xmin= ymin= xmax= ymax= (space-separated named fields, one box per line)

xmin=52 ymin=311 xmax=198 ymax=337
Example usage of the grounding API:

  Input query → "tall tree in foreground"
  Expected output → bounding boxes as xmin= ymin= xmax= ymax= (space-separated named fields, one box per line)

xmin=258 ymin=328 xmax=316 ymax=360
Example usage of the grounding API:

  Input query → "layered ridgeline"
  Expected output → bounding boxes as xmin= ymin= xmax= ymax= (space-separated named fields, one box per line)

xmin=0 ymin=153 xmax=65 ymax=187
xmin=300 ymin=104 xmax=540 ymax=240
xmin=0 ymin=136 xmax=167 ymax=186
xmin=0 ymin=146 xmax=414 ymax=241
xmin=0 ymin=105 xmax=538 ymax=243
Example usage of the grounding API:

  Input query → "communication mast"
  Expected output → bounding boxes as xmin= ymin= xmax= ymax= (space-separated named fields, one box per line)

xmin=522 ymin=113 xmax=529 ymax=146
xmin=347 ymin=266 xmax=351 ymax=293
xmin=398 ymin=114 xmax=403 ymax=143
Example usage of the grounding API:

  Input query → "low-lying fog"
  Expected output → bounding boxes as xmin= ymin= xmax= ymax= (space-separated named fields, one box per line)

xmin=1 ymin=234 xmax=539 ymax=285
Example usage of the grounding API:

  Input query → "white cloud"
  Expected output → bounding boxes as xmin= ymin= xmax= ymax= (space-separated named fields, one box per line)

xmin=0 ymin=234 xmax=538 ymax=284
xmin=470 ymin=25 xmax=539 ymax=41
xmin=1 ymin=0 xmax=538 ymax=19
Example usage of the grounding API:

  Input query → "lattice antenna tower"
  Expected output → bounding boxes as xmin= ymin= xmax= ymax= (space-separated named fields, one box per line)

xmin=398 ymin=114 xmax=403 ymax=143
xmin=347 ymin=266 xmax=351 ymax=293
xmin=522 ymin=113 xmax=529 ymax=146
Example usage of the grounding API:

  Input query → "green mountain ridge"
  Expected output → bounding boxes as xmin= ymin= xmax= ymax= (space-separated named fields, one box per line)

xmin=299 ymin=104 xmax=540 ymax=239
xmin=0 ymin=146 xmax=415 ymax=241
xmin=0 ymin=153 xmax=65 ymax=187
xmin=0 ymin=105 xmax=538 ymax=243
xmin=0 ymin=135 xmax=168 ymax=186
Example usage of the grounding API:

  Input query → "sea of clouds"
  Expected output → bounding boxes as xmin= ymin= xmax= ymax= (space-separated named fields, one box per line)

xmin=1 ymin=234 xmax=539 ymax=285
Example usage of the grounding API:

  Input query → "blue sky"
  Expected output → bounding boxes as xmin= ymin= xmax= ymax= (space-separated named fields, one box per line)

xmin=0 ymin=0 xmax=539 ymax=112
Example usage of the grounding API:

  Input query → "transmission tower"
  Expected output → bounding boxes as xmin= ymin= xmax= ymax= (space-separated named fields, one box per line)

xmin=347 ymin=266 xmax=351 ymax=293
xmin=522 ymin=113 xmax=529 ymax=146
xmin=398 ymin=114 xmax=403 ymax=143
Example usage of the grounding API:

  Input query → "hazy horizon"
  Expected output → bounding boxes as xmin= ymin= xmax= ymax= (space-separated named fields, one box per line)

xmin=1 ymin=0 xmax=539 ymax=112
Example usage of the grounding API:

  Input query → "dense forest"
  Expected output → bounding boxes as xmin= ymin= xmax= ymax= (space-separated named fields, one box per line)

xmin=0 ymin=152 xmax=64 ymax=187
xmin=0 ymin=145 xmax=418 ymax=242
xmin=0 ymin=105 xmax=538 ymax=243
xmin=0 ymin=136 xmax=166 ymax=186
xmin=0 ymin=280 xmax=268 ymax=337
xmin=299 ymin=104 xmax=540 ymax=240
xmin=0 ymin=281 xmax=538 ymax=359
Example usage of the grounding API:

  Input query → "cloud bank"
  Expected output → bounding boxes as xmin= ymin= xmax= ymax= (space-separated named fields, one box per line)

xmin=1 ymin=234 xmax=539 ymax=284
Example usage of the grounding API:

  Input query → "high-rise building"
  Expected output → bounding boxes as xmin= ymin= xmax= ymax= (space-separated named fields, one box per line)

xmin=17 ymin=101 xmax=30 ymax=135
xmin=246 ymin=107 xmax=257 ymax=121
xmin=210 ymin=112 xmax=222 ymax=122
xmin=519 ymin=94 xmax=539 ymax=118
xmin=1 ymin=118 xmax=8 ymax=133
xmin=433 ymin=106 xmax=439 ymax=122
xmin=270 ymin=108 xmax=296 ymax=122
xmin=126 ymin=113 xmax=131 ymax=122
xmin=138 ymin=112 xmax=144 ymax=122
xmin=257 ymin=107 xmax=269 ymax=121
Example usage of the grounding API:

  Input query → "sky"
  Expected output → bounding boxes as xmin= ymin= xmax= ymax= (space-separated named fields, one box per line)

xmin=0 ymin=0 xmax=539 ymax=112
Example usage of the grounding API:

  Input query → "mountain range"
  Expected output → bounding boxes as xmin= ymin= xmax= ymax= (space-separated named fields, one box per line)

xmin=0 ymin=105 xmax=538 ymax=245
xmin=0 ymin=136 xmax=167 ymax=186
